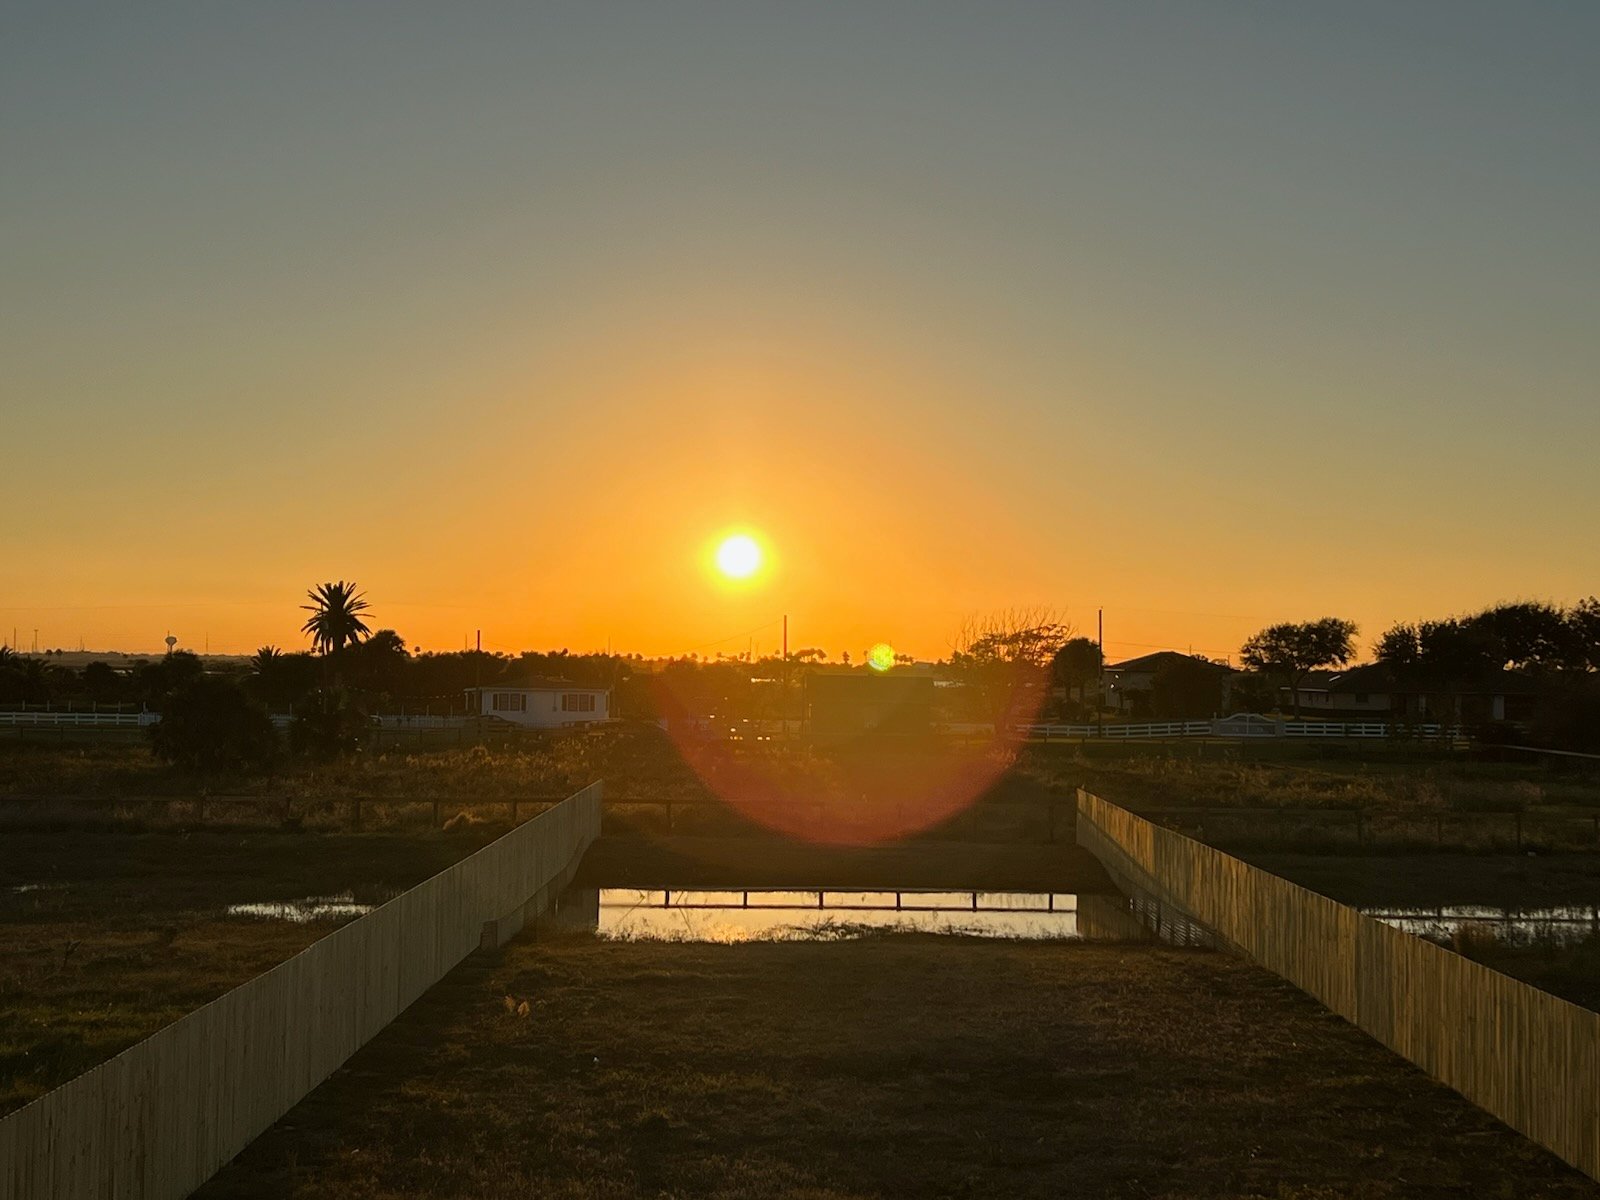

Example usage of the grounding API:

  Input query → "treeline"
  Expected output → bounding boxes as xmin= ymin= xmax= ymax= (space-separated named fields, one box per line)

xmin=1237 ymin=600 xmax=1600 ymax=750
xmin=1375 ymin=599 xmax=1600 ymax=676
xmin=0 ymin=638 xmax=635 ymax=714
xmin=0 ymin=648 xmax=210 ymax=710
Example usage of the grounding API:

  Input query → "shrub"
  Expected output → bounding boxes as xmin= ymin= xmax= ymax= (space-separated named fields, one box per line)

xmin=289 ymin=689 xmax=371 ymax=759
xmin=149 ymin=677 xmax=279 ymax=774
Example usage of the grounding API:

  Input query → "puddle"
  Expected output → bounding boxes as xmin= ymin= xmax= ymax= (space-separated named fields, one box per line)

xmin=226 ymin=893 xmax=376 ymax=923
xmin=1362 ymin=905 xmax=1600 ymax=947
xmin=583 ymin=889 xmax=1150 ymax=942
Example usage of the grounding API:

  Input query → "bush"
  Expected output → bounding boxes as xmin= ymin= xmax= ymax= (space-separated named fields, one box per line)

xmin=289 ymin=689 xmax=371 ymax=759
xmin=149 ymin=677 xmax=279 ymax=774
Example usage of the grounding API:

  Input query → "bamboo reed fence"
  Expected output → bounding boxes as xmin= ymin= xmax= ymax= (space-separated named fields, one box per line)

xmin=0 ymin=781 xmax=602 ymax=1199
xmin=1077 ymin=787 xmax=1599 ymax=1181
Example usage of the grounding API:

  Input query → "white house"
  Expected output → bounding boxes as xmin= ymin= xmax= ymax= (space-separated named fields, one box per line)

xmin=464 ymin=678 xmax=611 ymax=729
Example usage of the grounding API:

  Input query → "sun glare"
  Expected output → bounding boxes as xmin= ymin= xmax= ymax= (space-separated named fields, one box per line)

xmin=715 ymin=534 xmax=763 ymax=580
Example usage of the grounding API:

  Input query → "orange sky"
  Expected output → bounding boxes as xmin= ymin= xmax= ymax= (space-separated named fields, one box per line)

xmin=4 ymin=6 xmax=1597 ymax=663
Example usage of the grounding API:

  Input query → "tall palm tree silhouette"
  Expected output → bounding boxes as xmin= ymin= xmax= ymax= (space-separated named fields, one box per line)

xmin=300 ymin=582 xmax=372 ymax=656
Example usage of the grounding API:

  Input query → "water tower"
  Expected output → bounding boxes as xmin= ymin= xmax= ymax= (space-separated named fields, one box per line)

xmin=165 ymin=634 xmax=177 ymax=656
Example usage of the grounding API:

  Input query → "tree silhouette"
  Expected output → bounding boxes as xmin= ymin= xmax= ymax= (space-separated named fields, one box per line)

xmin=300 ymin=582 xmax=372 ymax=656
xmin=1239 ymin=618 xmax=1357 ymax=717
xmin=951 ymin=608 xmax=1072 ymax=732
xmin=1051 ymin=637 xmax=1102 ymax=712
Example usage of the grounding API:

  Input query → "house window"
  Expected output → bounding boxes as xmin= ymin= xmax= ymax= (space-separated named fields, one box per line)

xmin=492 ymin=692 xmax=527 ymax=712
xmin=562 ymin=692 xmax=596 ymax=713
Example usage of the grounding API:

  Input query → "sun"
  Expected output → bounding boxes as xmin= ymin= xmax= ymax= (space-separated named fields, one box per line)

xmin=715 ymin=533 xmax=764 ymax=580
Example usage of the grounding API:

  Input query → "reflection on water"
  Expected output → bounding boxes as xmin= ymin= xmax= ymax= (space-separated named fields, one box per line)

xmin=1363 ymin=905 xmax=1600 ymax=947
xmin=592 ymin=888 xmax=1104 ymax=942
xmin=226 ymin=893 xmax=376 ymax=923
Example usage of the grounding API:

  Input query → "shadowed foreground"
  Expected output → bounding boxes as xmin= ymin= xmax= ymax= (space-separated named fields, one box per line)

xmin=198 ymin=937 xmax=1597 ymax=1199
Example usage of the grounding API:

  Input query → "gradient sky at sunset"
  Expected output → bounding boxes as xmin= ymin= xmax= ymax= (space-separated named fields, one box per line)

xmin=4 ymin=3 xmax=1597 ymax=661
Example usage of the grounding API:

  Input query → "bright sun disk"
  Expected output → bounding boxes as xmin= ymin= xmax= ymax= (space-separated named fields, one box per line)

xmin=715 ymin=534 xmax=763 ymax=579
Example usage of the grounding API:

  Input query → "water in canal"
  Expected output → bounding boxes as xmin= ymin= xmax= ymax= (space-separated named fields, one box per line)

xmin=553 ymin=888 xmax=1200 ymax=943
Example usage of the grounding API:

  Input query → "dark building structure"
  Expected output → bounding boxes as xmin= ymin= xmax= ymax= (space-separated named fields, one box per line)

xmin=804 ymin=673 xmax=934 ymax=740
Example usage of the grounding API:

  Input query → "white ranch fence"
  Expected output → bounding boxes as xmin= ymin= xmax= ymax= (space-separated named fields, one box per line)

xmin=1017 ymin=716 xmax=1462 ymax=741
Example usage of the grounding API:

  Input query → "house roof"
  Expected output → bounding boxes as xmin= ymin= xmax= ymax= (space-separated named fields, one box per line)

xmin=1107 ymin=651 xmax=1231 ymax=674
xmin=466 ymin=677 xmax=606 ymax=692
xmin=1314 ymin=664 xmax=1399 ymax=694
xmin=1308 ymin=663 xmax=1541 ymax=696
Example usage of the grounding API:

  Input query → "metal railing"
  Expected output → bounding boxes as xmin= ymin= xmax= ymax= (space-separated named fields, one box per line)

xmin=0 ymin=711 xmax=155 ymax=727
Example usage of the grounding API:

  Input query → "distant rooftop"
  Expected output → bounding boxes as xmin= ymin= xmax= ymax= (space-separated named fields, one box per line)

xmin=465 ymin=677 xmax=605 ymax=692
xmin=1106 ymin=651 xmax=1232 ymax=674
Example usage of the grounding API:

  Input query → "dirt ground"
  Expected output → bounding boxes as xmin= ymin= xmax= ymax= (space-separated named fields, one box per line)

xmin=197 ymin=935 xmax=1598 ymax=1200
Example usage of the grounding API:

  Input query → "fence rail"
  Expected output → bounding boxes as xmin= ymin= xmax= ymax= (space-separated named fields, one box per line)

xmin=1076 ymin=788 xmax=1600 ymax=1182
xmin=0 ymin=710 xmax=155 ymax=727
xmin=0 ymin=781 xmax=603 ymax=1200
xmin=1018 ymin=717 xmax=1463 ymax=741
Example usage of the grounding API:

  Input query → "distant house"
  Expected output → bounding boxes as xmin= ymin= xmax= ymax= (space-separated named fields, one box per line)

xmin=1283 ymin=664 xmax=1539 ymax=722
xmin=463 ymin=677 xmax=611 ymax=729
xmin=805 ymin=673 xmax=934 ymax=740
xmin=1102 ymin=652 xmax=1234 ymax=715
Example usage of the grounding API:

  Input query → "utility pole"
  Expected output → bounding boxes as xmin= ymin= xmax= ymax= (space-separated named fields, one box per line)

xmin=782 ymin=614 xmax=789 ymax=740
xmin=1097 ymin=607 xmax=1104 ymax=739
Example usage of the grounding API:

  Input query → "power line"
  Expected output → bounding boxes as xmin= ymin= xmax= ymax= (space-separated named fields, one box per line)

xmin=681 ymin=617 xmax=786 ymax=654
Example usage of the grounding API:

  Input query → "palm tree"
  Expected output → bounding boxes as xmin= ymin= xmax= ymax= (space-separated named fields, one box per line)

xmin=250 ymin=645 xmax=283 ymax=674
xmin=300 ymin=582 xmax=372 ymax=656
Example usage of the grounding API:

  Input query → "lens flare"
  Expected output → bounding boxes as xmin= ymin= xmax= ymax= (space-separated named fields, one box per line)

xmin=646 ymin=654 xmax=1054 ymax=849
xmin=715 ymin=534 xmax=763 ymax=580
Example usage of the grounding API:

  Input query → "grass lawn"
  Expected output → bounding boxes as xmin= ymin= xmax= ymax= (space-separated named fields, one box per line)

xmin=0 ymin=827 xmax=500 ymax=1114
xmin=197 ymin=935 xmax=1599 ymax=1200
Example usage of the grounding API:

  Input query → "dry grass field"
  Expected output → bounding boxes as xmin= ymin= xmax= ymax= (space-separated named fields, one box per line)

xmin=195 ymin=934 xmax=1600 ymax=1200
xmin=0 ymin=827 xmax=500 ymax=1114
xmin=1043 ymin=742 xmax=1600 ymax=816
